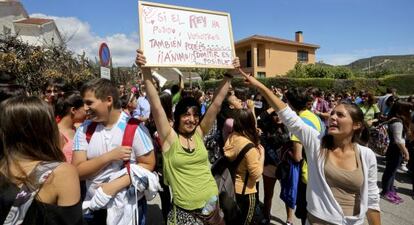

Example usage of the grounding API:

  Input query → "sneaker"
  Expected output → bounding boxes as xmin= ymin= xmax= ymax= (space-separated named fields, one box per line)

xmin=390 ymin=190 xmax=404 ymax=203
xmin=401 ymin=163 xmax=409 ymax=172
xmin=381 ymin=192 xmax=400 ymax=204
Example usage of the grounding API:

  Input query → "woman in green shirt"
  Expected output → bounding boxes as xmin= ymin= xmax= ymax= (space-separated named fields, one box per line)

xmin=360 ymin=92 xmax=380 ymax=127
xmin=136 ymin=50 xmax=237 ymax=225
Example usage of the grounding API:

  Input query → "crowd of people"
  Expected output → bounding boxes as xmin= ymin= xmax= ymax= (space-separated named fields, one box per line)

xmin=0 ymin=51 xmax=413 ymax=225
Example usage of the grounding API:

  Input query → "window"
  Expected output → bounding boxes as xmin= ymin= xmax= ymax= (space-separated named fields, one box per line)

xmin=246 ymin=50 xmax=252 ymax=67
xmin=297 ymin=50 xmax=309 ymax=62
xmin=257 ymin=72 xmax=266 ymax=78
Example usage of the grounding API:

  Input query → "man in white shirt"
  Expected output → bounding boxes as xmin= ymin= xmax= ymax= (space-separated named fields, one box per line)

xmin=133 ymin=84 xmax=151 ymax=121
xmin=72 ymin=78 xmax=155 ymax=225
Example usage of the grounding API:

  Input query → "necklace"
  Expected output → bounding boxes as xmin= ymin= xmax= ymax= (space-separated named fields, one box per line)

xmin=179 ymin=134 xmax=195 ymax=153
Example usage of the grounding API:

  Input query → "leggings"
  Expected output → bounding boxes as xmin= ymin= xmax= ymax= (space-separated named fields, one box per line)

xmin=236 ymin=193 xmax=256 ymax=225
xmin=381 ymin=146 xmax=403 ymax=194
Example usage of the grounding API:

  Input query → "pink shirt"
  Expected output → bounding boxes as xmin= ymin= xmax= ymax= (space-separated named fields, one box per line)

xmin=61 ymin=132 xmax=74 ymax=163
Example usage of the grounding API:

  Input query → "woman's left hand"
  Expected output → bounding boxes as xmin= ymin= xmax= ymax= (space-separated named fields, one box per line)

xmin=232 ymin=57 xmax=240 ymax=68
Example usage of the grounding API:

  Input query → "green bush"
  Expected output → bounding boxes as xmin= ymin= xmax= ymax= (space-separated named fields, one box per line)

xmin=379 ymin=74 xmax=414 ymax=95
xmin=286 ymin=63 xmax=353 ymax=79
xmin=203 ymin=75 xmax=414 ymax=95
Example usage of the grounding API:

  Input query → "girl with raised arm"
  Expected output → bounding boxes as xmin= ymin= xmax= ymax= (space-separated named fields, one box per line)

xmin=136 ymin=50 xmax=238 ymax=225
xmin=237 ymin=69 xmax=381 ymax=225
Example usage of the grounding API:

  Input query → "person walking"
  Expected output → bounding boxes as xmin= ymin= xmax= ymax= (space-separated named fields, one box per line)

xmin=223 ymin=109 xmax=265 ymax=225
xmin=238 ymin=69 xmax=381 ymax=225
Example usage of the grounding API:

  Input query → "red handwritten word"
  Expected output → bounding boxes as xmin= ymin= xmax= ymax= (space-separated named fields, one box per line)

xmin=149 ymin=39 xmax=182 ymax=49
xmin=212 ymin=20 xmax=220 ymax=28
xmin=156 ymin=49 xmax=232 ymax=65
xmin=157 ymin=50 xmax=195 ymax=63
xmin=157 ymin=12 xmax=167 ymax=22
xmin=171 ymin=14 xmax=184 ymax=25
xmin=189 ymin=15 xmax=207 ymax=28
xmin=153 ymin=26 xmax=176 ymax=34
xmin=187 ymin=33 xmax=220 ymax=41
xmin=202 ymin=58 xmax=232 ymax=65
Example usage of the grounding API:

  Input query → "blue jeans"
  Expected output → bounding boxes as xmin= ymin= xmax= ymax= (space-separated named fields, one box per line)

xmin=381 ymin=145 xmax=403 ymax=194
xmin=138 ymin=197 xmax=147 ymax=225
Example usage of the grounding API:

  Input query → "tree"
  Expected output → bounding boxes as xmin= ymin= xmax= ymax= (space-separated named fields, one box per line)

xmin=0 ymin=35 xmax=96 ymax=93
xmin=195 ymin=68 xmax=227 ymax=81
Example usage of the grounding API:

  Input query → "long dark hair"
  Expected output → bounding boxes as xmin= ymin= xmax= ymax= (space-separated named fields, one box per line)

xmin=173 ymin=97 xmax=201 ymax=134
xmin=54 ymin=91 xmax=83 ymax=118
xmin=320 ymin=102 xmax=370 ymax=157
xmin=364 ymin=92 xmax=376 ymax=107
xmin=387 ymin=100 xmax=412 ymax=139
xmin=232 ymin=109 xmax=260 ymax=146
xmin=0 ymin=96 xmax=65 ymax=186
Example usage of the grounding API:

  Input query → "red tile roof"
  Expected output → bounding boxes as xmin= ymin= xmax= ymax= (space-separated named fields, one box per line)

xmin=14 ymin=18 xmax=53 ymax=25
xmin=236 ymin=35 xmax=320 ymax=49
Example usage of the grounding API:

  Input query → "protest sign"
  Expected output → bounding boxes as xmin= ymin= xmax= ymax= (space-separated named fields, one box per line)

xmin=138 ymin=1 xmax=235 ymax=68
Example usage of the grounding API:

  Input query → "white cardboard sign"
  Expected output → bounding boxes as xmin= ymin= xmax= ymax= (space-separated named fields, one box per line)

xmin=138 ymin=1 xmax=235 ymax=68
xmin=100 ymin=67 xmax=111 ymax=80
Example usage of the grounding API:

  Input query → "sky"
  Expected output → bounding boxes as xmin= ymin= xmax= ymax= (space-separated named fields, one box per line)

xmin=21 ymin=0 xmax=414 ymax=67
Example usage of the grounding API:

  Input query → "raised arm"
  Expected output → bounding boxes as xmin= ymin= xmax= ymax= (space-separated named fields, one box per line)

xmin=239 ymin=68 xmax=320 ymax=155
xmin=238 ymin=68 xmax=286 ymax=112
xmin=198 ymin=76 xmax=231 ymax=137
xmin=135 ymin=50 xmax=172 ymax=146
xmin=179 ymin=73 xmax=184 ymax=90
xmin=197 ymin=58 xmax=239 ymax=137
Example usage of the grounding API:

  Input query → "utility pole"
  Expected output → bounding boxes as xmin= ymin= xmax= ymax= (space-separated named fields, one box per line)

xmin=368 ymin=59 xmax=371 ymax=75
xmin=188 ymin=69 xmax=192 ymax=89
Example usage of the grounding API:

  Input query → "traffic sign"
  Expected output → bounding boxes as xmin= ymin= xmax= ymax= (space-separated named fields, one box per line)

xmin=100 ymin=67 xmax=111 ymax=80
xmin=99 ymin=43 xmax=111 ymax=67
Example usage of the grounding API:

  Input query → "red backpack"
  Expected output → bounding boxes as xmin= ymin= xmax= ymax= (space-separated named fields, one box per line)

xmin=85 ymin=118 xmax=141 ymax=174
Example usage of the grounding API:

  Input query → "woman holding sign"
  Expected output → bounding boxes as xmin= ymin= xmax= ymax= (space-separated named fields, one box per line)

xmin=136 ymin=50 xmax=237 ymax=225
xmin=237 ymin=69 xmax=381 ymax=225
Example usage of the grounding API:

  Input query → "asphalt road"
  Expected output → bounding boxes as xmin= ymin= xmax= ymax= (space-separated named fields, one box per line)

xmin=146 ymin=155 xmax=414 ymax=225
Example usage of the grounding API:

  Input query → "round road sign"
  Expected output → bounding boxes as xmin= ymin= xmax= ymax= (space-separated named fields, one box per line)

xmin=99 ymin=43 xmax=111 ymax=67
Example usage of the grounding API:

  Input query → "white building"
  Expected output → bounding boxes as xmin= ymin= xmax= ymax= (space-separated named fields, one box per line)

xmin=0 ymin=0 xmax=62 ymax=46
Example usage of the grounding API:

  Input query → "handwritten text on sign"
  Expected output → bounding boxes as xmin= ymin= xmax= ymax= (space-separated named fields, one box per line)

xmin=139 ymin=1 xmax=235 ymax=68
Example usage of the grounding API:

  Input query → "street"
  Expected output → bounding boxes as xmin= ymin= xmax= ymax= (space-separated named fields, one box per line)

xmin=146 ymin=155 xmax=414 ymax=225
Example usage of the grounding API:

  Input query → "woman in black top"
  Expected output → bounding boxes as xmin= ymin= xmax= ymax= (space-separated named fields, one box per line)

xmin=0 ymin=96 xmax=84 ymax=225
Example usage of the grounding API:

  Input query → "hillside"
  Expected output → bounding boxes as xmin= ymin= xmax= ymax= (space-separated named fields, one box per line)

xmin=345 ymin=54 xmax=414 ymax=77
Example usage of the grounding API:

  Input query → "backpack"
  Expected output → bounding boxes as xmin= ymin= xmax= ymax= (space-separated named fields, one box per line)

xmin=85 ymin=118 xmax=141 ymax=174
xmin=3 ymin=162 xmax=61 ymax=225
xmin=204 ymin=124 xmax=223 ymax=164
xmin=211 ymin=142 xmax=255 ymax=224
xmin=368 ymin=121 xmax=390 ymax=156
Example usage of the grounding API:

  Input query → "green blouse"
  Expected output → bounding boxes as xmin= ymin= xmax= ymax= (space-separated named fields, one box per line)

xmin=163 ymin=132 xmax=218 ymax=210
xmin=360 ymin=104 xmax=380 ymax=121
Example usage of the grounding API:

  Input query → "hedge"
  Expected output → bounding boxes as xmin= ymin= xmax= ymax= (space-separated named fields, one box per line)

xmin=201 ymin=74 xmax=414 ymax=95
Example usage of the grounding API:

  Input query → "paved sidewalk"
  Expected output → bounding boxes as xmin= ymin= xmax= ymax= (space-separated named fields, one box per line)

xmin=146 ymin=155 xmax=414 ymax=225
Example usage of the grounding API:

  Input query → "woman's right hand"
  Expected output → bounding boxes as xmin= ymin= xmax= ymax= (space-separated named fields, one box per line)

xmin=135 ymin=49 xmax=152 ymax=77
xmin=238 ymin=68 xmax=263 ymax=88
xmin=135 ymin=49 xmax=146 ymax=67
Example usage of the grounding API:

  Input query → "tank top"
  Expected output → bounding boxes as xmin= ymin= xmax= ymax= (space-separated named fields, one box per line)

xmin=325 ymin=147 xmax=363 ymax=216
xmin=162 ymin=132 xmax=218 ymax=210
xmin=0 ymin=163 xmax=84 ymax=225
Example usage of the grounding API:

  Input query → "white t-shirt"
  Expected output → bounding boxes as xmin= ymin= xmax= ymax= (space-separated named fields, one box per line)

xmin=73 ymin=111 xmax=153 ymax=200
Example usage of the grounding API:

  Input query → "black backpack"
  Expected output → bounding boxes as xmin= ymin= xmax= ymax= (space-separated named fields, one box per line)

xmin=211 ymin=143 xmax=255 ymax=224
